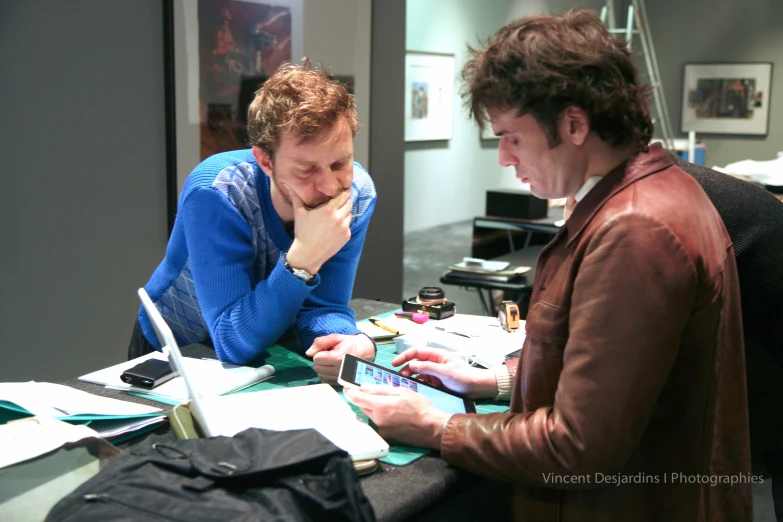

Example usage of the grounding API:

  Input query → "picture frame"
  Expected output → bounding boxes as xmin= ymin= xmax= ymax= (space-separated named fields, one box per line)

xmin=163 ymin=0 xmax=303 ymax=232
xmin=404 ymin=52 xmax=455 ymax=142
xmin=681 ymin=62 xmax=772 ymax=136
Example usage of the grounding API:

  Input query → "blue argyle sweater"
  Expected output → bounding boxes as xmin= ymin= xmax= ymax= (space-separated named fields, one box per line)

xmin=138 ymin=149 xmax=377 ymax=364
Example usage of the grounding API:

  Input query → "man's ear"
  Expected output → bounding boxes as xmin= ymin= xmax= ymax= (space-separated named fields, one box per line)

xmin=252 ymin=146 xmax=273 ymax=178
xmin=561 ymin=106 xmax=590 ymax=146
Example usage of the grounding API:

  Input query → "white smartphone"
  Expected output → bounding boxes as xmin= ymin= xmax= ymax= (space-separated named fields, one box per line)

xmin=338 ymin=354 xmax=476 ymax=414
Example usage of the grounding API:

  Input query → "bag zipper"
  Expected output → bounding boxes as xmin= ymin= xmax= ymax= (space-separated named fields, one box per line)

xmin=83 ymin=493 xmax=184 ymax=521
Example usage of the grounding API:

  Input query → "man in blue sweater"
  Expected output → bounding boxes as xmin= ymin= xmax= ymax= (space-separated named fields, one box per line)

xmin=129 ymin=63 xmax=377 ymax=382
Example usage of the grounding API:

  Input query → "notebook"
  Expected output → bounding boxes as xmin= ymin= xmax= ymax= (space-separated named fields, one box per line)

xmin=138 ymin=288 xmax=389 ymax=462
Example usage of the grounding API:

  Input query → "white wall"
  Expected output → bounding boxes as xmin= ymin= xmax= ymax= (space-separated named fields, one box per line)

xmin=404 ymin=0 xmax=514 ymax=233
xmin=404 ymin=0 xmax=608 ymax=233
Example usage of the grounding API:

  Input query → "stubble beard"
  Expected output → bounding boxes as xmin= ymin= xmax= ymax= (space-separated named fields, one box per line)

xmin=271 ymin=174 xmax=344 ymax=210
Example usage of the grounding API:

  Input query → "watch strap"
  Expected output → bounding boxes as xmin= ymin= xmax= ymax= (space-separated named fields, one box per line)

xmin=282 ymin=252 xmax=316 ymax=284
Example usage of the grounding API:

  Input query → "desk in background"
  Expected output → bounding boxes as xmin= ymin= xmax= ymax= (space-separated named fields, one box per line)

xmin=441 ymin=246 xmax=543 ymax=317
xmin=473 ymin=205 xmax=563 ymax=255
xmin=442 ymin=207 xmax=563 ymax=318
xmin=62 ymin=298 xmax=510 ymax=522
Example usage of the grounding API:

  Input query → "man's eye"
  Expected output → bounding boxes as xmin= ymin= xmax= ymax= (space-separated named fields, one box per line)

xmin=331 ymin=162 xmax=347 ymax=171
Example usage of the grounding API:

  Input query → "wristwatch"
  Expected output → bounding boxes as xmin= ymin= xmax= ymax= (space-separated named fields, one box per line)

xmin=282 ymin=251 xmax=316 ymax=285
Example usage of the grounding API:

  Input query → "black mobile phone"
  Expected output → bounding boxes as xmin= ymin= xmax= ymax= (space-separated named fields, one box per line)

xmin=338 ymin=354 xmax=476 ymax=414
xmin=121 ymin=359 xmax=178 ymax=389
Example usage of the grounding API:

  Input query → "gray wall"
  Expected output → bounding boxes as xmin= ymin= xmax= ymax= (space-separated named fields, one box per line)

xmin=354 ymin=0 xmax=406 ymax=303
xmin=645 ymin=0 xmax=783 ymax=167
xmin=0 ymin=0 xmax=169 ymax=382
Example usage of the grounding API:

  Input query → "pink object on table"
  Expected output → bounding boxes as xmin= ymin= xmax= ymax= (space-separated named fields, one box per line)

xmin=394 ymin=311 xmax=429 ymax=324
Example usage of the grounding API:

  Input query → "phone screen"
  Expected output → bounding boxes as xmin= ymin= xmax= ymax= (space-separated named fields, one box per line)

xmin=340 ymin=355 xmax=475 ymax=414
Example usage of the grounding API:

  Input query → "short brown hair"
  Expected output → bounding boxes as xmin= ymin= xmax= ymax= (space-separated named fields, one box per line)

xmin=462 ymin=9 xmax=652 ymax=150
xmin=247 ymin=62 xmax=359 ymax=157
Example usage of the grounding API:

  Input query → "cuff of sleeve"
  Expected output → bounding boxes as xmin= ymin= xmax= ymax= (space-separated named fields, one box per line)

xmin=440 ymin=413 xmax=468 ymax=464
xmin=493 ymin=365 xmax=514 ymax=401
xmin=359 ymin=333 xmax=378 ymax=360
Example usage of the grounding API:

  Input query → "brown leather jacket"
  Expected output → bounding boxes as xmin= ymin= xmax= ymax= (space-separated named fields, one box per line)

xmin=441 ymin=144 xmax=752 ymax=521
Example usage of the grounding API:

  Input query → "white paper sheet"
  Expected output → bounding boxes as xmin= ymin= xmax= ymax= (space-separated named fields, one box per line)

xmin=0 ymin=417 xmax=98 ymax=469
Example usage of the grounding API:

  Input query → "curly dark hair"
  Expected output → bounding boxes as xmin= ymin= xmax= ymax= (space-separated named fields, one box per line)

xmin=247 ymin=60 xmax=358 ymax=157
xmin=461 ymin=9 xmax=652 ymax=151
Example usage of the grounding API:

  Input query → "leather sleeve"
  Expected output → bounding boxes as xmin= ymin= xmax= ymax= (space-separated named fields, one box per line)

xmin=441 ymin=212 xmax=699 ymax=486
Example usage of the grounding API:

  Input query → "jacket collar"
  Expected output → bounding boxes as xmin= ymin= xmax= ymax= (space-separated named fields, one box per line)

xmin=564 ymin=142 xmax=673 ymax=246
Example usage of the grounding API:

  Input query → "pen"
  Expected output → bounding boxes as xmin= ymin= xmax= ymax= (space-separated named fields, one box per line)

xmin=369 ymin=318 xmax=400 ymax=336
xmin=434 ymin=326 xmax=472 ymax=338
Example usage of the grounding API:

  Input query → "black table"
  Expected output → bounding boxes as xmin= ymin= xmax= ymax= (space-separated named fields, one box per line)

xmin=474 ymin=206 xmax=564 ymax=250
xmin=63 ymin=298 xmax=510 ymax=521
xmin=440 ymin=246 xmax=544 ymax=317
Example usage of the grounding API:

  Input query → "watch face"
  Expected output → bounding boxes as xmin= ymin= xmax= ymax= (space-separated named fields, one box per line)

xmin=292 ymin=268 xmax=312 ymax=282
xmin=283 ymin=252 xmax=313 ymax=283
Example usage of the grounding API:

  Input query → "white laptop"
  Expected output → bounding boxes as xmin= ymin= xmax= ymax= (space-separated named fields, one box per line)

xmin=138 ymin=288 xmax=389 ymax=461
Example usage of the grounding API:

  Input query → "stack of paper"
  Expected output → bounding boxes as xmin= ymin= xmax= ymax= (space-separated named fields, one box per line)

xmin=0 ymin=382 xmax=162 ymax=418
xmin=447 ymin=258 xmax=531 ymax=283
xmin=0 ymin=382 xmax=166 ymax=440
xmin=79 ymin=352 xmax=275 ymax=405
xmin=452 ymin=258 xmax=511 ymax=271
xmin=395 ymin=313 xmax=526 ymax=368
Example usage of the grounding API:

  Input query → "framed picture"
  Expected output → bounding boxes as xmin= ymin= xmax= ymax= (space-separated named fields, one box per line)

xmin=681 ymin=62 xmax=772 ymax=136
xmin=404 ymin=52 xmax=455 ymax=142
xmin=163 ymin=0 xmax=303 ymax=232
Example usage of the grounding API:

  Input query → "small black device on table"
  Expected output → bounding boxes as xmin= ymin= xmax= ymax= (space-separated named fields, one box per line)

xmin=120 ymin=358 xmax=178 ymax=389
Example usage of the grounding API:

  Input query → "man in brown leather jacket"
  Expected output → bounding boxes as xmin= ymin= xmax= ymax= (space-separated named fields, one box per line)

xmin=346 ymin=9 xmax=753 ymax=521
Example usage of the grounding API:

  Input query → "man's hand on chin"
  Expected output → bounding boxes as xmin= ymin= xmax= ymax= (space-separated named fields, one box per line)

xmin=306 ymin=333 xmax=376 ymax=384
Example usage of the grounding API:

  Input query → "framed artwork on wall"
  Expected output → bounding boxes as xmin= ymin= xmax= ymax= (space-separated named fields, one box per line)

xmin=404 ymin=52 xmax=455 ymax=142
xmin=163 ymin=0 xmax=303 ymax=233
xmin=681 ymin=62 xmax=772 ymax=136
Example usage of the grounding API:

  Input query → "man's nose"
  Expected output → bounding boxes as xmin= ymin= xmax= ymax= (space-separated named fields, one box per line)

xmin=498 ymin=141 xmax=518 ymax=167
xmin=317 ymin=173 xmax=341 ymax=196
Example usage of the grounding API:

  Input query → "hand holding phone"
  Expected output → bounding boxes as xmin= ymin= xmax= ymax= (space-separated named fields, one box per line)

xmin=121 ymin=358 xmax=178 ymax=389
xmin=338 ymin=354 xmax=475 ymax=414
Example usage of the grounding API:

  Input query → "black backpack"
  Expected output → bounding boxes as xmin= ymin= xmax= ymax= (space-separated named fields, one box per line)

xmin=46 ymin=428 xmax=376 ymax=521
